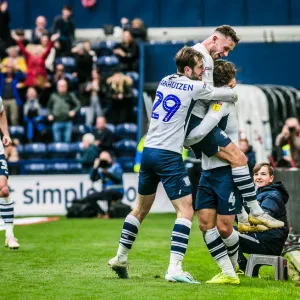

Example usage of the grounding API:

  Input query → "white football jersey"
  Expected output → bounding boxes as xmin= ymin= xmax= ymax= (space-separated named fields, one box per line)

xmin=144 ymin=74 xmax=237 ymax=154
xmin=191 ymin=43 xmax=214 ymax=118
xmin=201 ymin=102 xmax=239 ymax=170
xmin=0 ymin=97 xmax=5 ymax=156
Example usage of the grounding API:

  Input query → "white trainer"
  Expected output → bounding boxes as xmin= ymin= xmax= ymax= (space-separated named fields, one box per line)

xmin=108 ymin=256 xmax=129 ymax=278
xmin=165 ymin=271 xmax=200 ymax=284
xmin=248 ymin=213 xmax=284 ymax=229
xmin=5 ymin=237 xmax=20 ymax=250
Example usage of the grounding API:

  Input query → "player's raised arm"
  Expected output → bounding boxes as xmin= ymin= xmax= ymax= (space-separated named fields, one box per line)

xmin=185 ymin=59 xmax=237 ymax=146
xmin=191 ymin=82 xmax=238 ymax=103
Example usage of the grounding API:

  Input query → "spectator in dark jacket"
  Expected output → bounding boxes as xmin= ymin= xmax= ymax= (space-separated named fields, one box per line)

xmin=93 ymin=116 xmax=114 ymax=153
xmin=79 ymin=69 xmax=104 ymax=126
xmin=113 ymin=30 xmax=139 ymax=72
xmin=237 ymin=163 xmax=289 ymax=272
xmin=0 ymin=1 xmax=12 ymax=59
xmin=239 ymin=138 xmax=256 ymax=174
xmin=47 ymin=79 xmax=80 ymax=142
xmin=73 ymin=43 xmax=93 ymax=84
xmin=52 ymin=5 xmax=75 ymax=55
xmin=0 ymin=59 xmax=25 ymax=125
xmin=85 ymin=151 xmax=124 ymax=218
xmin=79 ymin=133 xmax=100 ymax=173
xmin=130 ymin=18 xmax=147 ymax=42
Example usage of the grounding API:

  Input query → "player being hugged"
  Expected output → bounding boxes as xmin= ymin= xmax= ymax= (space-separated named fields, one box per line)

xmin=0 ymin=97 xmax=19 ymax=249
xmin=108 ymin=46 xmax=238 ymax=283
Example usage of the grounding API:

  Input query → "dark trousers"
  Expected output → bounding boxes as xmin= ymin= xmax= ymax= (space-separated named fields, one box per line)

xmin=238 ymin=231 xmax=285 ymax=271
xmin=84 ymin=190 xmax=123 ymax=214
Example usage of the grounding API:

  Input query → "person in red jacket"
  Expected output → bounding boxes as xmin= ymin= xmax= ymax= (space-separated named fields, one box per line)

xmin=11 ymin=32 xmax=59 ymax=88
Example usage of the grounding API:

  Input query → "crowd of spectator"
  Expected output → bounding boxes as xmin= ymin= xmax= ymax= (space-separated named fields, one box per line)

xmin=0 ymin=2 xmax=143 ymax=170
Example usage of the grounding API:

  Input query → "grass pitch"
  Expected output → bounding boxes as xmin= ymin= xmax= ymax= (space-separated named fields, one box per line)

xmin=1 ymin=214 xmax=299 ymax=300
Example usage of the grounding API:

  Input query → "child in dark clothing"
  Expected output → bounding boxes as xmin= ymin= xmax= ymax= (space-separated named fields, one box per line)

xmin=237 ymin=163 xmax=289 ymax=271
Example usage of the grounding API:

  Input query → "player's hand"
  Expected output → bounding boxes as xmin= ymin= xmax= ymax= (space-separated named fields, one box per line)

xmin=228 ymin=78 xmax=236 ymax=88
xmin=2 ymin=135 xmax=12 ymax=147
xmin=69 ymin=111 xmax=76 ymax=118
xmin=48 ymin=115 xmax=54 ymax=121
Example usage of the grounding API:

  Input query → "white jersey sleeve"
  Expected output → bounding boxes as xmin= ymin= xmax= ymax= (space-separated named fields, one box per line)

xmin=0 ymin=97 xmax=4 ymax=113
xmin=184 ymin=101 xmax=230 ymax=146
xmin=190 ymin=83 xmax=238 ymax=103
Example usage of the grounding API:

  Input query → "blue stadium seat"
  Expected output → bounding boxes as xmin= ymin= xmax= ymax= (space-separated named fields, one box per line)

xmin=67 ymin=162 xmax=82 ymax=174
xmin=23 ymin=163 xmax=46 ymax=175
xmin=104 ymin=40 xmax=117 ymax=49
xmin=113 ymin=139 xmax=137 ymax=157
xmin=97 ymin=41 xmax=114 ymax=57
xmin=16 ymin=144 xmax=24 ymax=159
xmin=105 ymin=123 xmax=116 ymax=133
xmin=47 ymin=143 xmax=70 ymax=159
xmin=55 ymin=57 xmax=76 ymax=73
xmin=69 ymin=142 xmax=84 ymax=159
xmin=9 ymin=126 xmax=25 ymax=142
xmin=72 ymin=125 xmax=91 ymax=142
xmin=24 ymin=143 xmax=47 ymax=159
xmin=117 ymin=157 xmax=135 ymax=172
xmin=132 ymin=88 xmax=139 ymax=102
xmin=46 ymin=162 xmax=70 ymax=174
xmin=116 ymin=123 xmax=137 ymax=140
xmin=126 ymin=72 xmax=139 ymax=88
xmin=96 ymin=56 xmax=120 ymax=76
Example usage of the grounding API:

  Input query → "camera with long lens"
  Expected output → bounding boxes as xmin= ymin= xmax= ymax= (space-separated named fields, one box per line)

xmin=99 ymin=159 xmax=110 ymax=169
xmin=289 ymin=126 xmax=296 ymax=134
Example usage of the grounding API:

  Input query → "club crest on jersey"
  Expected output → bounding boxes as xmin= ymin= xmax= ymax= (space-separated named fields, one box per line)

xmin=203 ymin=82 xmax=207 ymax=89
xmin=212 ymin=101 xmax=222 ymax=112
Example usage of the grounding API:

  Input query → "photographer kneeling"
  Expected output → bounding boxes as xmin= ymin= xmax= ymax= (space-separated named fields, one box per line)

xmin=83 ymin=151 xmax=124 ymax=218
xmin=237 ymin=163 xmax=289 ymax=272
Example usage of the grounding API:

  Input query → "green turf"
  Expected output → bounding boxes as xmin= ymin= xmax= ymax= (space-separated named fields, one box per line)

xmin=1 ymin=214 xmax=299 ymax=300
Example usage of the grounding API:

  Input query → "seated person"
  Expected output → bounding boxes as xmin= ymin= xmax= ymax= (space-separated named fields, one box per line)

xmin=84 ymin=151 xmax=124 ymax=218
xmin=93 ymin=116 xmax=114 ymax=153
xmin=113 ymin=30 xmax=139 ymax=72
xmin=237 ymin=163 xmax=289 ymax=272
xmin=78 ymin=133 xmax=100 ymax=174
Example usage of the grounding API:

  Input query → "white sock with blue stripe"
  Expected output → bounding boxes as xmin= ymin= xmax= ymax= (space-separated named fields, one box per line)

xmin=168 ymin=218 xmax=191 ymax=273
xmin=117 ymin=214 xmax=140 ymax=262
xmin=232 ymin=166 xmax=264 ymax=215
xmin=0 ymin=197 xmax=14 ymax=239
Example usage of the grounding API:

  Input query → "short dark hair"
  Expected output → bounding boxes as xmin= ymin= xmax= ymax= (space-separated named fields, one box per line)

xmin=63 ymin=5 xmax=72 ymax=11
xmin=213 ymin=59 xmax=236 ymax=87
xmin=253 ymin=163 xmax=274 ymax=176
xmin=15 ymin=28 xmax=25 ymax=36
xmin=215 ymin=25 xmax=240 ymax=44
xmin=175 ymin=46 xmax=203 ymax=73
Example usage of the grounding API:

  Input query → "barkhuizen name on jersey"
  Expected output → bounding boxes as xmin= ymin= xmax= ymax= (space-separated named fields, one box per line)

xmin=159 ymin=80 xmax=194 ymax=91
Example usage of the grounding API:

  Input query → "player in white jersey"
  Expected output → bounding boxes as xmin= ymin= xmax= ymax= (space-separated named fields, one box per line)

xmin=0 ymin=97 xmax=19 ymax=249
xmin=108 ymin=47 xmax=238 ymax=284
xmin=185 ymin=25 xmax=283 ymax=230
